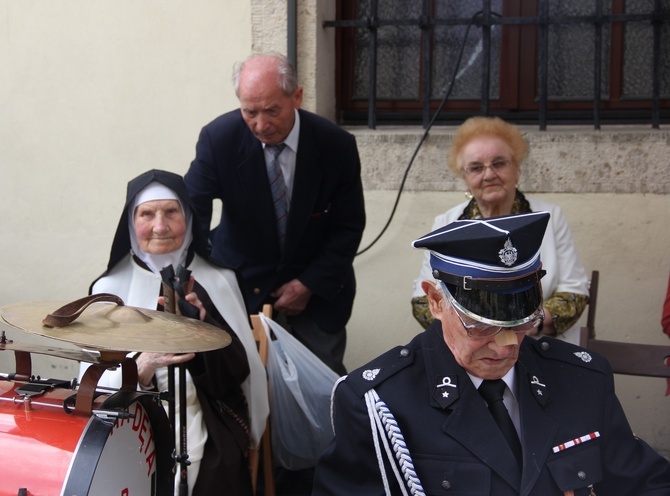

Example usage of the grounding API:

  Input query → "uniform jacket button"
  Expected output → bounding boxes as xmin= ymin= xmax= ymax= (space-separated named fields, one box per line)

xmin=441 ymin=479 xmax=451 ymax=490
xmin=253 ymin=287 xmax=261 ymax=295
xmin=578 ymin=470 xmax=587 ymax=480
xmin=400 ymin=348 xmax=410 ymax=357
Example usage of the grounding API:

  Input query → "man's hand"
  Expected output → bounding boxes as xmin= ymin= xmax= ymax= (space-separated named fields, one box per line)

xmin=271 ymin=279 xmax=313 ymax=316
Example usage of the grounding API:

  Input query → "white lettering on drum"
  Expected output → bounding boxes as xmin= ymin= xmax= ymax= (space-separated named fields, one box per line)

xmin=109 ymin=402 xmax=158 ymax=478
xmin=131 ymin=403 xmax=157 ymax=476
xmin=132 ymin=403 xmax=155 ymax=454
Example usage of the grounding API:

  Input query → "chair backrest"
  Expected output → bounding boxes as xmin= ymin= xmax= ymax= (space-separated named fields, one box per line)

xmin=251 ymin=304 xmax=272 ymax=369
xmin=579 ymin=271 xmax=670 ymax=378
xmin=584 ymin=269 xmax=599 ymax=339
xmin=250 ymin=304 xmax=275 ymax=496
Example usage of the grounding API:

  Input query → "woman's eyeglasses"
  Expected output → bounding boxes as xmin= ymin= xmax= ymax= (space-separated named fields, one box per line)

xmin=463 ymin=159 xmax=512 ymax=177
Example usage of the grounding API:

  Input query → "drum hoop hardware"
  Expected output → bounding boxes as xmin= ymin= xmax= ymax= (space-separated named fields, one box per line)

xmin=91 ymin=409 xmax=135 ymax=422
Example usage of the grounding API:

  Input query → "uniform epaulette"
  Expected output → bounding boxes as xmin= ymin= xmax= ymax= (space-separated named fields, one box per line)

xmin=529 ymin=336 xmax=609 ymax=374
xmin=344 ymin=345 xmax=415 ymax=397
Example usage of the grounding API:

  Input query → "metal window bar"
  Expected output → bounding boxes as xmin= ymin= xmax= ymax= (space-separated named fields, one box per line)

xmin=368 ymin=0 xmax=378 ymax=129
xmin=323 ymin=0 xmax=670 ymax=130
xmin=481 ymin=1 xmax=492 ymax=119
xmin=653 ymin=0 xmax=664 ymax=127
xmin=538 ymin=1 xmax=548 ymax=130
xmin=421 ymin=0 xmax=431 ymax=128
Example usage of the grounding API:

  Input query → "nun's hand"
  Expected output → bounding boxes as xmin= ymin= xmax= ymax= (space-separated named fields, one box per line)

xmin=184 ymin=289 xmax=206 ymax=321
xmin=183 ymin=275 xmax=206 ymax=321
xmin=135 ymin=352 xmax=195 ymax=388
xmin=157 ymin=276 xmax=207 ymax=321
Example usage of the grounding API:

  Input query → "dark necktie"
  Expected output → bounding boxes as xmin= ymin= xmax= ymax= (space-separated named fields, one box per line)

xmin=266 ymin=143 xmax=288 ymax=248
xmin=478 ymin=379 xmax=523 ymax=467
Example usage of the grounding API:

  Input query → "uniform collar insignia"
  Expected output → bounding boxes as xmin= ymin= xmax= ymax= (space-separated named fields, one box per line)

xmin=362 ymin=368 xmax=381 ymax=381
xmin=528 ymin=373 xmax=550 ymax=406
xmin=433 ymin=375 xmax=459 ymax=408
xmin=574 ymin=351 xmax=592 ymax=363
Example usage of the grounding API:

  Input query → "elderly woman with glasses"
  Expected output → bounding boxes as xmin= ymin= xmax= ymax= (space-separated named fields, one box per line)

xmin=411 ymin=116 xmax=589 ymax=339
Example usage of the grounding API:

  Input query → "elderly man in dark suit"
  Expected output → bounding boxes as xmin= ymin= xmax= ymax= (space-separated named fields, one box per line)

xmin=314 ymin=212 xmax=670 ymax=495
xmin=184 ymin=53 xmax=365 ymax=378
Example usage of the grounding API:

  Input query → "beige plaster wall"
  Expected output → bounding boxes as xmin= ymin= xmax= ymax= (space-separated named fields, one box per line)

xmin=0 ymin=1 xmax=252 ymax=368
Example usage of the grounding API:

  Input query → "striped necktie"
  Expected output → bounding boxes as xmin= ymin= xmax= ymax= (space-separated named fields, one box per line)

xmin=266 ymin=143 xmax=288 ymax=248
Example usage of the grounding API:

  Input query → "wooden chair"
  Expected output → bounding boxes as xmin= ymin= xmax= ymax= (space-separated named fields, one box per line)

xmin=579 ymin=270 xmax=670 ymax=378
xmin=249 ymin=304 xmax=275 ymax=495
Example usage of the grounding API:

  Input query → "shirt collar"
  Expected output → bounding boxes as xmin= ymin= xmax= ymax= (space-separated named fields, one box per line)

xmin=283 ymin=109 xmax=300 ymax=153
xmin=468 ymin=367 xmax=518 ymax=401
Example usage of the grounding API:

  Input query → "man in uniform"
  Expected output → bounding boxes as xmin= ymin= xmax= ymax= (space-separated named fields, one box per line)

xmin=313 ymin=211 xmax=670 ymax=495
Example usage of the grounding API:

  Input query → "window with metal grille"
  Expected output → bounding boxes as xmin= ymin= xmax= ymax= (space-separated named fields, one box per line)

xmin=326 ymin=0 xmax=670 ymax=129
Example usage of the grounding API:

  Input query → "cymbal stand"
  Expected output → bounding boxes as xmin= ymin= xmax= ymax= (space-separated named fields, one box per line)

xmin=161 ymin=265 xmax=195 ymax=496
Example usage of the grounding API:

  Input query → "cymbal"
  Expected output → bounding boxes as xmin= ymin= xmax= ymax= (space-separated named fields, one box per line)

xmin=0 ymin=301 xmax=232 ymax=354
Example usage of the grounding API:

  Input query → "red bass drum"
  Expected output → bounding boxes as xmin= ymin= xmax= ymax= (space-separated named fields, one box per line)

xmin=0 ymin=381 xmax=174 ymax=496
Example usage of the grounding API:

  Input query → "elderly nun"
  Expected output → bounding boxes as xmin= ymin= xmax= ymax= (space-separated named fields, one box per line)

xmin=81 ymin=169 xmax=269 ymax=496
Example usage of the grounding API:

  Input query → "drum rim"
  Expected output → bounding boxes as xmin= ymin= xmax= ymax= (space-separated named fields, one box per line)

xmin=61 ymin=391 xmax=174 ymax=495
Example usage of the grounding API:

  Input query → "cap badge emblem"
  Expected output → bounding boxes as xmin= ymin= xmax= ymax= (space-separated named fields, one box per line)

xmin=498 ymin=238 xmax=518 ymax=266
xmin=362 ymin=368 xmax=381 ymax=381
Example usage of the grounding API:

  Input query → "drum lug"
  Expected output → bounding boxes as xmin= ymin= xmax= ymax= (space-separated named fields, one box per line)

xmin=91 ymin=409 xmax=135 ymax=423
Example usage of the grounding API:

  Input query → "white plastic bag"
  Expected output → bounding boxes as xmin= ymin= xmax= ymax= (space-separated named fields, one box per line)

xmin=260 ymin=314 xmax=340 ymax=470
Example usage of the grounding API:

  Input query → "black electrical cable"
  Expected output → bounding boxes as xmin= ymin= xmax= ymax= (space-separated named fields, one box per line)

xmin=356 ymin=11 xmax=487 ymax=256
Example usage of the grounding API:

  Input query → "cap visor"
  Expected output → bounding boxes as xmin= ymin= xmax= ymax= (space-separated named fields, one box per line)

xmin=445 ymin=283 xmax=543 ymax=324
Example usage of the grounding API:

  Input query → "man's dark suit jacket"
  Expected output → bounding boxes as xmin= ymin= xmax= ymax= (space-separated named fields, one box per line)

xmin=184 ymin=108 xmax=365 ymax=333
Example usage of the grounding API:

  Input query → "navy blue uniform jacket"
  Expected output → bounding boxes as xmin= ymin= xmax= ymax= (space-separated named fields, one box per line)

xmin=314 ymin=321 xmax=670 ymax=495
xmin=184 ymin=109 xmax=365 ymax=332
